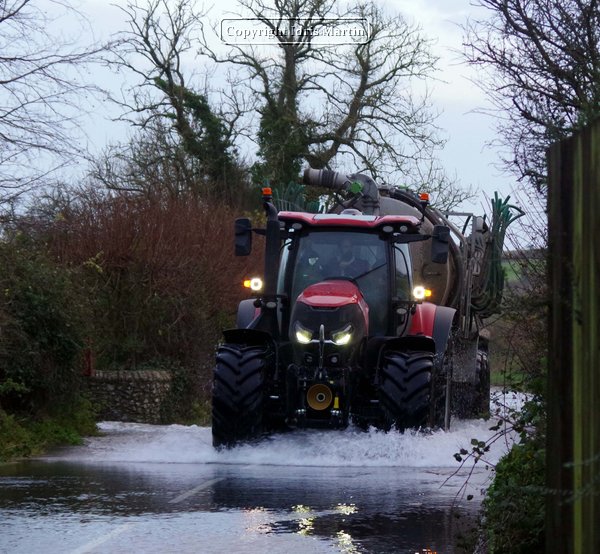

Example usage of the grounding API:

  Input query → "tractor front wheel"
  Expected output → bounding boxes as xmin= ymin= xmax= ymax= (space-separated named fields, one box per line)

xmin=379 ymin=350 xmax=433 ymax=431
xmin=212 ymin=344 xmax=266 ymax=448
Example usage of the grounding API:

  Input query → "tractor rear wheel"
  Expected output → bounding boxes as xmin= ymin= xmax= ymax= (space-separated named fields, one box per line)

xmin=379 ymin=350 xmax=433 ymax=431
xmin=212 ymin=344 xmax=266 ymax=448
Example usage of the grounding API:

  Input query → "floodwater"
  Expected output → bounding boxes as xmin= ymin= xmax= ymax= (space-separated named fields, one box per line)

xmin=0 ymin=391 xmax=524 ymax=554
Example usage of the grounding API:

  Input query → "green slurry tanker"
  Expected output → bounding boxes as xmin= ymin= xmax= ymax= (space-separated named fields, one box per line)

xmin=212 ymin=168 xmax=523 ymax=448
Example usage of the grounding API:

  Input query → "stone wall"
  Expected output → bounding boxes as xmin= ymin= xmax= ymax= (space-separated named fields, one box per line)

xmin=87 ymin=370 xmax=173 ymax=424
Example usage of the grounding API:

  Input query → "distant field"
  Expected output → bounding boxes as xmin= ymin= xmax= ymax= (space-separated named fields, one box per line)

xmin=502 ymin=260 xmax=520 ymax=282
xmin=502 ymin=253 xmax=545 ymax=287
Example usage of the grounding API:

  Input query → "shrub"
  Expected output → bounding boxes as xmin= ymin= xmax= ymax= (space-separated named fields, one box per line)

xmin=0 ymin=408 xmax=35 ymax=460
xmin=4 ymin=189 xmax=264 ymax=428
xmin=0 ymin=237 xmax=84 ymax=413
xmin=483 ymin=432 xmax=546 ymax=553
xmin=43 ymin=190 xmax=263 ymax=396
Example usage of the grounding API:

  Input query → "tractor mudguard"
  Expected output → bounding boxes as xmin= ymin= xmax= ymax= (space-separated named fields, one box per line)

xmin=381 ymin=335 xmax=436 ymax=355
xmin=236 ymin=299 xmax=260 ymax=328
xmin=408 ymin=302 xmax=456 ymax=357
xmin=222 ymin=328 xmax=273 ymax=348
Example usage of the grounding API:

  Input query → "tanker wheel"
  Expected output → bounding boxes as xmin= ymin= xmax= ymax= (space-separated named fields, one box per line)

xmin=431 ymin=348 xmax=452 ymax=430
xmin=474 ymin=349 xmax=491 ymax=417
xmin=212 ymin=344 xmax=265 ymax=448
xmin=452 ymin=349 xmax=491 ymax=419
xmin=378 ymin=350 xmax=433 ymax=431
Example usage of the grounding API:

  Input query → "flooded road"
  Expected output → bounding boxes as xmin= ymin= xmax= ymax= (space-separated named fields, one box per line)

xmin=0 ymin=392 xmax=523 ymax=554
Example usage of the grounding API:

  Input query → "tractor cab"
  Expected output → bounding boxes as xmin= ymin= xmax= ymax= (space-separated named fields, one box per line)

xmin=276 ymin=212 xmax=417 ymax=342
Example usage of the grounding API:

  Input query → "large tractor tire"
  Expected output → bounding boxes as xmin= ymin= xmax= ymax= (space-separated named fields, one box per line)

xmin=212 ymin=344 xmax=266 ymax=448
xmin=378 ymin=350 xmax=434 ymax=431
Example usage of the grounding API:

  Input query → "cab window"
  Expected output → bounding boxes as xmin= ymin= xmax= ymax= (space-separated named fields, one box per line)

xmin=394 ymin=244 xmax=411 ymax=301
xmin=290 ymin=231 xmax=389 ymax=335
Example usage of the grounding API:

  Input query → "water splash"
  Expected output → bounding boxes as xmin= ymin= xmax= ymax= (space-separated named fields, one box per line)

xmin=46 ymin=390 xmax=526 ymax=468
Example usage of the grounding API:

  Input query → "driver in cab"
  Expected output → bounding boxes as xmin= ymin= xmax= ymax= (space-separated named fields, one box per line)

xmin=328 ymin=239 xmax=369 ymax=278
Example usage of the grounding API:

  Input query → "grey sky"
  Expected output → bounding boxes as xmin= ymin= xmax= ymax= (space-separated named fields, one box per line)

xmin=388 ymin=0 xmax=516 ymax=208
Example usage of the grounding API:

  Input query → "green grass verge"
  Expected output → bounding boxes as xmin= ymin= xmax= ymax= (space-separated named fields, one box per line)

xmin=0 ymin=397 xmax=98 ymax=463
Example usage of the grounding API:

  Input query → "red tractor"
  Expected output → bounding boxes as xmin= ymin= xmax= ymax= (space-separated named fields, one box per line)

xmin=211 ymin=169 xmax=469 ymax=448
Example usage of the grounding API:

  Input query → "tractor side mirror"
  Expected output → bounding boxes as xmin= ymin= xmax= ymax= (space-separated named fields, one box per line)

xmin=431 ymin=225 xmax=450 ymax=264
xmin=234 ymin=218 xmax=252 ymax=256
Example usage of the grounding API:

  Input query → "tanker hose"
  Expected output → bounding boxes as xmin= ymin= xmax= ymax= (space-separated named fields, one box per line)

xmin=471 ymin=192 xmax=525 ymax=318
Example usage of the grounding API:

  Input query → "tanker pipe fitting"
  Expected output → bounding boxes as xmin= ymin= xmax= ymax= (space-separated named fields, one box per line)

xmin=303 ymin=168 xmax=349 ymax=191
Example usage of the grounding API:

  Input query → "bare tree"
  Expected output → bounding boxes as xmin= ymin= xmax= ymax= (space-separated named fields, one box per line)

xmin=111 ymin=0 xmax=203 ymax=129
xmin=111 ymin=0 xmax=246 ymax=199
xmin=111 ymin=0 xmax=469 ymax=207
xmin=0 ymin=0 xmax=104 ymax=206
xmin=199 ymin=0 xmax=442 ymax=185
xmin=463 ymin=0 xmax=600 ymax=192
xmin=89 ymin=120 xmax=195 ymax=198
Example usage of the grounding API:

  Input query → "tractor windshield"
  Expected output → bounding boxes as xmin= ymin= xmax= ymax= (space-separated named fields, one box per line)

xmin=282 ymin=231 xmax=395 ymax=335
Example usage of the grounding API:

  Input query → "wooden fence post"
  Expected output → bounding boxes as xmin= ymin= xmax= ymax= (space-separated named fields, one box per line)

xmin=547 ymin=119 xmax=600 ymax=554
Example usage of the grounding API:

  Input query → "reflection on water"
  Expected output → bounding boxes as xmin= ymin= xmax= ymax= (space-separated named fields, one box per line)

xmin=336 ymin=530 xmax=360 ymax=554
xmin=0 ymin=460 xmax=485 ymax=553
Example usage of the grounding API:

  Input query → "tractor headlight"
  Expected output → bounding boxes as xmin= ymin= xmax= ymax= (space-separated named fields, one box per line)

xmin=331 ymin=324 xmax=353 ymax=346
xmin=243 ymin=277 xmax=263 ymax=291
xmin=412 ymin=285 xmax=432 ymax=301
xmin=294 ymin=322 xmax=313 ymax=344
